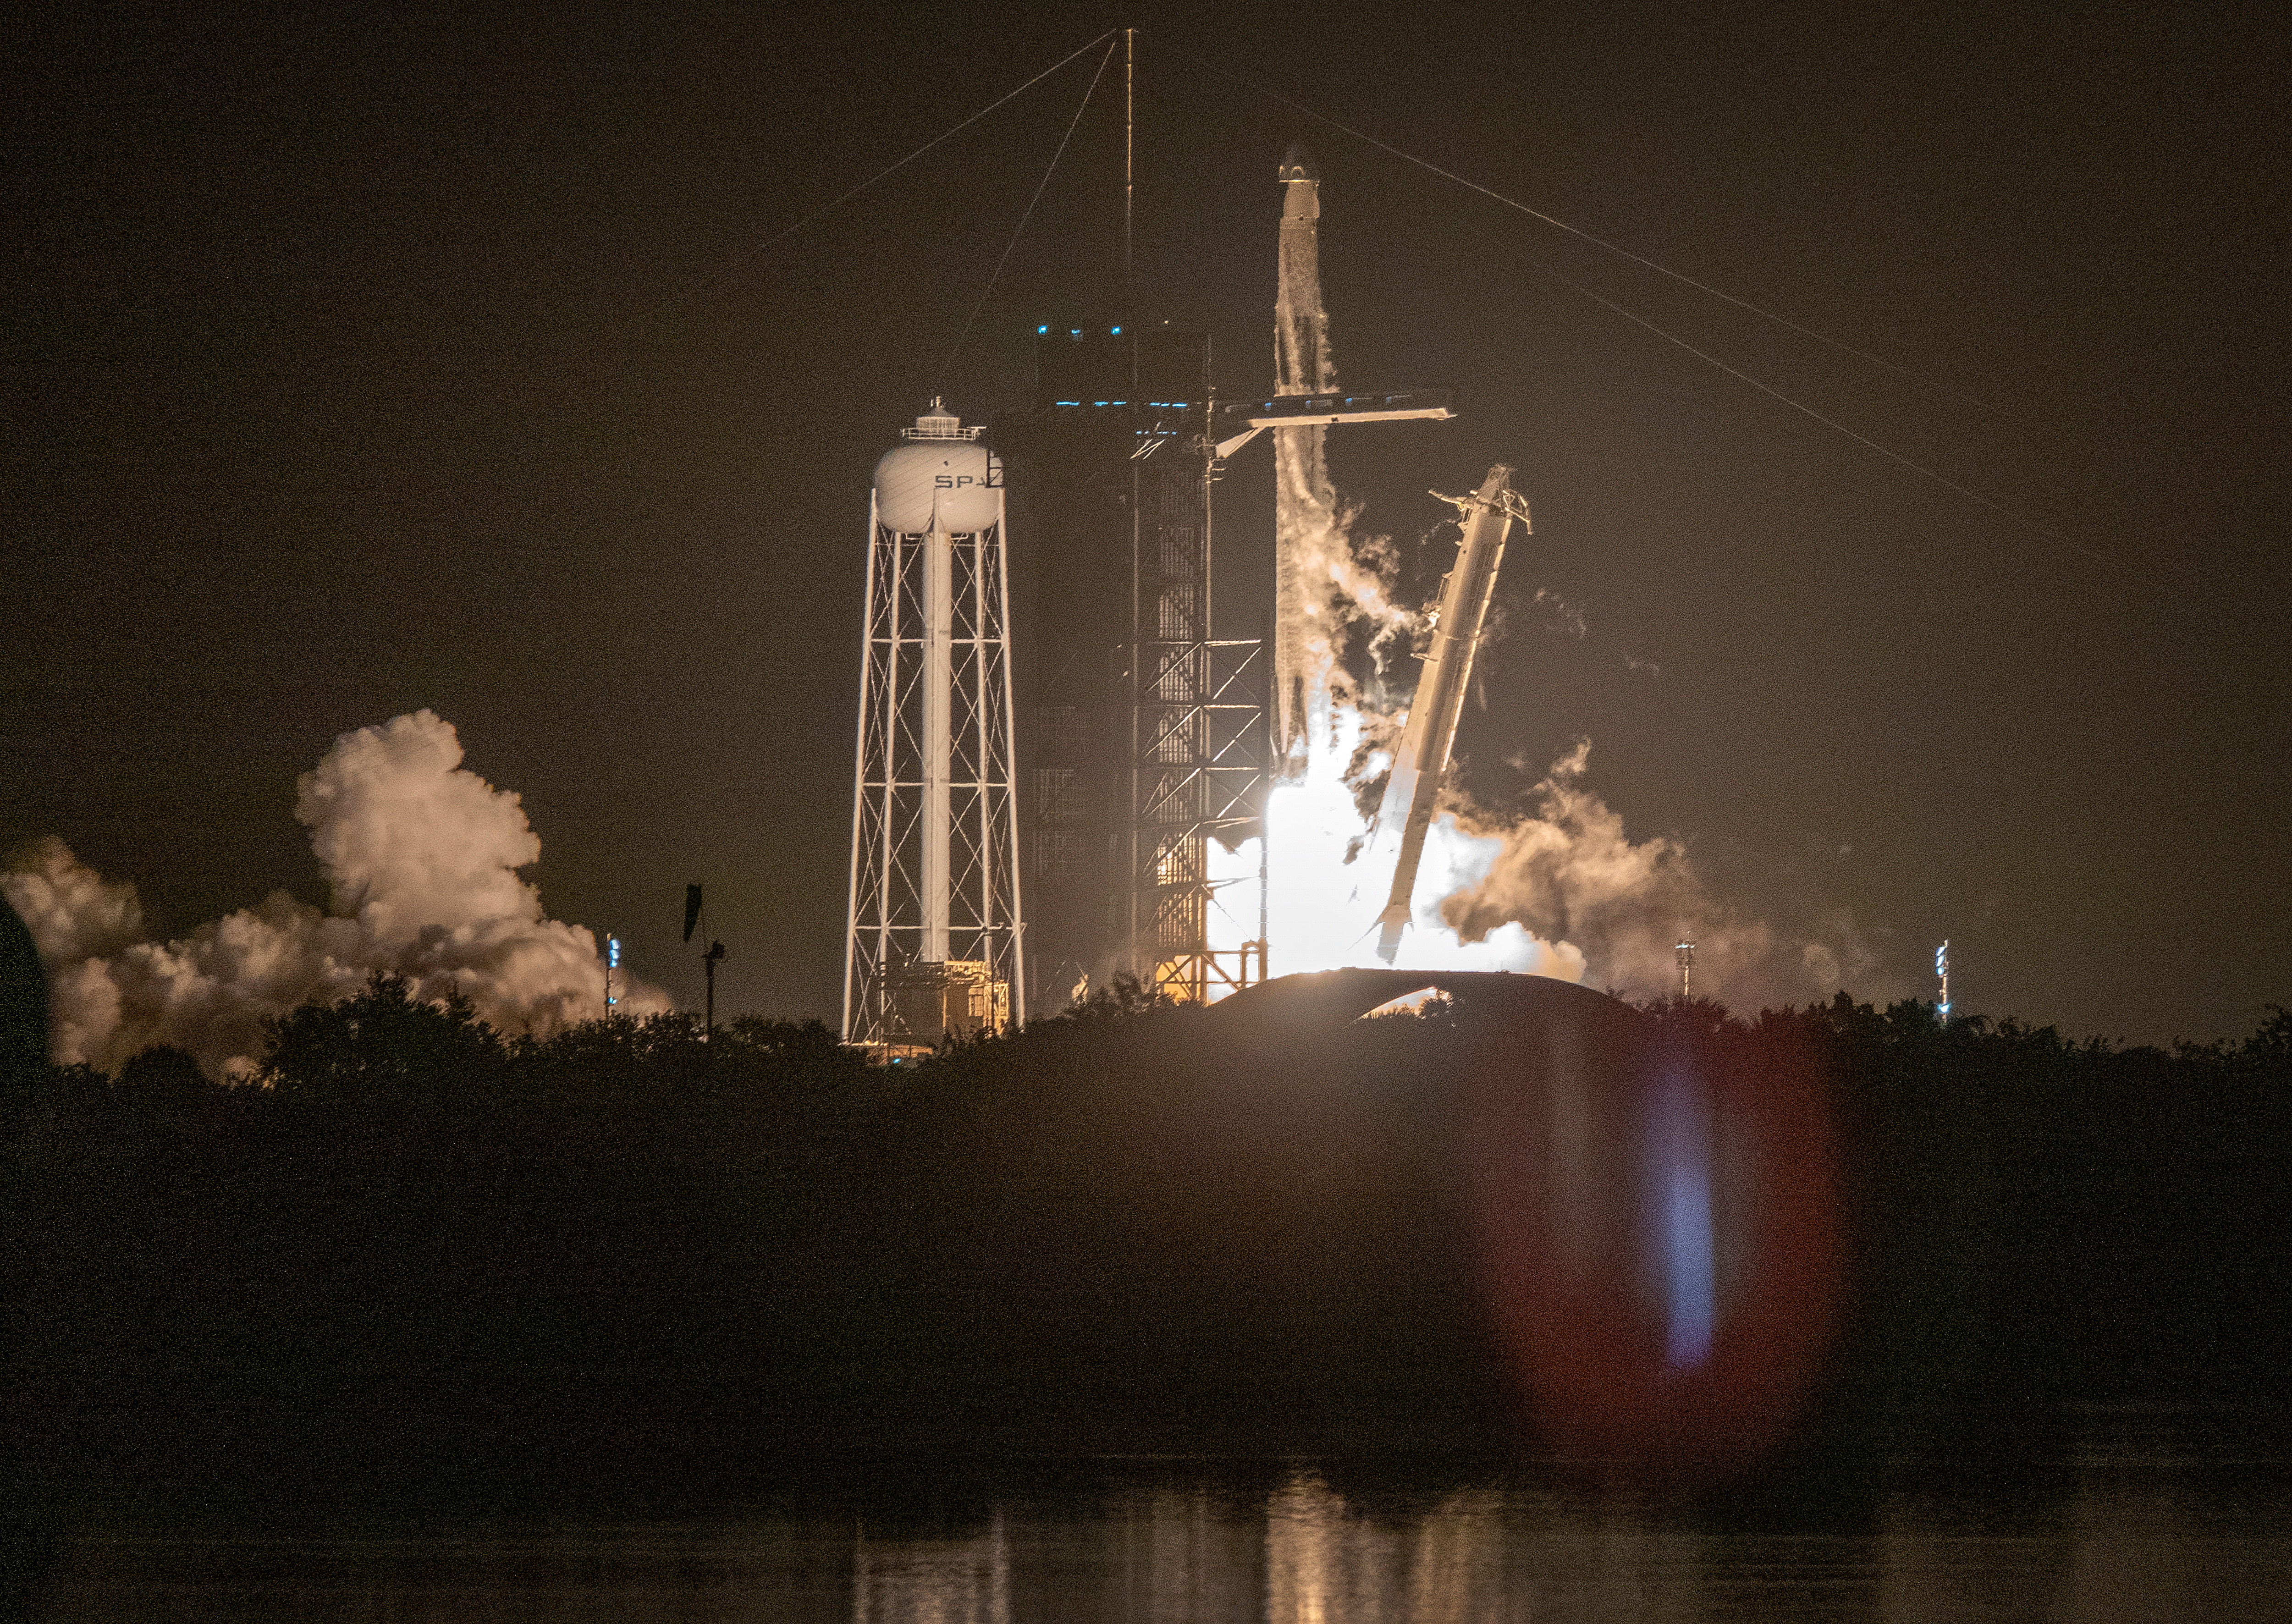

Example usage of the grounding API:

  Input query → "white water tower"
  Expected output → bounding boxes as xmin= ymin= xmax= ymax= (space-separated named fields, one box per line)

xmin=843 ymin=400 xmax=1025 ymax=1049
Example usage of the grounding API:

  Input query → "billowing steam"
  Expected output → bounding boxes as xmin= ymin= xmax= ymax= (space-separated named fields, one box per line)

xmin=1223 ymin=622 xmax=1885 ymax=1007
xmin=3 ymin=710 xmax=667 ymax=1079
xmin=1438 ymin=741 xmax=1883 ymax=1011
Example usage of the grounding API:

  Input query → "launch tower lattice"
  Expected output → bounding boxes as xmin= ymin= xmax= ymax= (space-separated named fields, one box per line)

xmin=1000 ymin=325 xmax=1269 ymax=1011
xmin=1129 ymin=395 xmax=1269 ymax=1004
xmin=843 ymin=402 xmax=1025 ymax=1048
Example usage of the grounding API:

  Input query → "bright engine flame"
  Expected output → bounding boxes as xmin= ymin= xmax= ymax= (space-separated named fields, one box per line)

xmin=1208 ymin=707 xmax=1586 ymax=984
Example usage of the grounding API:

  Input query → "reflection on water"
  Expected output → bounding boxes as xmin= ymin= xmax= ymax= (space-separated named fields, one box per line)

xmin=855 ymin=1512 xmax=1007 ymax=1624
xmin=30 ymin=1444 xmax=2292 ymax=1622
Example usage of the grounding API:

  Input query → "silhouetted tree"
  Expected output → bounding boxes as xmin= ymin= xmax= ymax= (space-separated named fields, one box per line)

xmin=256 ymin=970 xmax=504 ymax=1107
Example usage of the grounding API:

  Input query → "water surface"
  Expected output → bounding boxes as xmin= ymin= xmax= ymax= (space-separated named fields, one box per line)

xmin=29 ymin=1418 xmax=2291 ymax=1622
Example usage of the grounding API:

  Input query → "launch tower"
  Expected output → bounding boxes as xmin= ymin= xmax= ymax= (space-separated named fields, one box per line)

xmin=999 ymin=325 xmax=1269 ymax=1010
xmin=843 ymin=401 xmax=1025 ymax=1049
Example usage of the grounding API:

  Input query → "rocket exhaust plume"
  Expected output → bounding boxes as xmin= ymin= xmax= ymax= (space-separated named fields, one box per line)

xmin=3 ymin=710 xmax=667 ymax=1078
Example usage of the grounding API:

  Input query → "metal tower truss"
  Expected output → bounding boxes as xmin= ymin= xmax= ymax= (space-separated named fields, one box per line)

xmin=844 ymin=480 xmax=1025 ymax=1047
xmin=1129 ymin=446 xmax=1268 ymax=1004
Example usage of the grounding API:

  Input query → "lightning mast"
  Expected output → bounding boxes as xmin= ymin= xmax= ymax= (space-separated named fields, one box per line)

xmin=1936 ymin=939 xmax=1950 ymax=1018
xmin=1373 ymin=466 xmax=1529 ymax=962
xmin=1676 ymin=939 xmax=1696 ymax=1001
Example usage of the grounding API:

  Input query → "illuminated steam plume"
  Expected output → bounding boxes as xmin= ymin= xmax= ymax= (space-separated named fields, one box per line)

xmin=2 ymin=710 xmax=667 ymax=1079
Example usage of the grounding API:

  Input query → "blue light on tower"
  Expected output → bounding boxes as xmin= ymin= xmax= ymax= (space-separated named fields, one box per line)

xmin=1936 ymin=939 xmax=1950 ymax=1018
xmin=606 ymin=934 xmax=621 ymax=1008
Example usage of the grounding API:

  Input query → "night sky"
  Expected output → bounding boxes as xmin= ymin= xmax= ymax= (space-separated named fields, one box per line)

xmin=7 ymin=2 xmax=2285 ymax=1045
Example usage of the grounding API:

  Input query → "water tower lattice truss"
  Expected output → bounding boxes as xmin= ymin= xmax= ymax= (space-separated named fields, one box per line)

xmin=843 ymin=404 xmax=1025 ymax=1045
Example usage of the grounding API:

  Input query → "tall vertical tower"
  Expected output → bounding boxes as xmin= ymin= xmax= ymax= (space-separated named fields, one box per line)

xmin=1000 ymin=324 xmax=1267 ymax=1010
xmin=844 ymin=400 xmax=1025 ymax=1049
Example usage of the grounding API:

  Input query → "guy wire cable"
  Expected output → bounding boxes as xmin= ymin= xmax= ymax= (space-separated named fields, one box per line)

xmin=677 ymin=28 xmax=1118 ymax=307
xmin=1155 ymin=33 xmax=2092 ymax=562
xmin=1165 ymin=36 xmax=2033 ymax=429
xmin=942 ymin=36 xmax=1121 ymax=385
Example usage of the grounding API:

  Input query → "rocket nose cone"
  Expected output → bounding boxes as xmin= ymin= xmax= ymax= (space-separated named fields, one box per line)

xmin=1279 ymin=142 xmax=1319 ymax=183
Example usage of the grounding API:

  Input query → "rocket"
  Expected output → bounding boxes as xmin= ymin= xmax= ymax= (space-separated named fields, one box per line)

xmin=1264 ymin=145 xmax=1457 ymax=782
xmin=1372 ymin=465 xmax=1529 ymax=962
xmin=1275 ymin=144 xmax=1330 ymax=398
xmin=1272 ymin=144 xmax=1337 ymax=781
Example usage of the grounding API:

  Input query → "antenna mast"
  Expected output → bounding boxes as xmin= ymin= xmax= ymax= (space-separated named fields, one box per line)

xmin=1676 ymin=938 xmax=1696 ymax=1002
xmin=1936 ymin=939 xmax=1950 ymax=1018
xmin=1123 ymin=27 xmax=1135 ymax=293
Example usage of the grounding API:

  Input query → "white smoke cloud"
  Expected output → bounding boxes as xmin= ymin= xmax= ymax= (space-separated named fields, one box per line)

xmin=1240 ymin=720 xmax=1886 ymax=1011
xmin=2 ymin=710 xmax=668 ymax=1079
xmin=1436 ymin=743 xmax=1888 ymax=1010
xmin=3 ymin=836 xmax=143 ymax=963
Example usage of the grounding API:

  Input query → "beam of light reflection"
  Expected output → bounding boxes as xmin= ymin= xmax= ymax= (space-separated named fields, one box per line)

xmin=852 ymin=1513 xmax=1008 ymax=1624
xmin=1267 ymin=1474 xmax=1507 ymax=1624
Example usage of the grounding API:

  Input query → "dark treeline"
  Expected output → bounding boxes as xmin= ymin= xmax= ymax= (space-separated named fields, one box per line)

xmin=5 ymin=973 xmax=2289 ymax=1489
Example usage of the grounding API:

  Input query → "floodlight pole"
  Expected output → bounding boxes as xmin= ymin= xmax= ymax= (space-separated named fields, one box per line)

xmin=703 ymin=939 xmax=727 ymax=1045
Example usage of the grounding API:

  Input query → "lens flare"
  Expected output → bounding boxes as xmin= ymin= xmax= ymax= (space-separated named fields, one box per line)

xmin=1466 ymin=1002 xmax=1846 ymax=1485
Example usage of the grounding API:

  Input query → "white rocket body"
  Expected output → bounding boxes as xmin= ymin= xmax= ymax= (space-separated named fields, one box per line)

xmin=1272 ymin=145 xmax=1339 ymax=782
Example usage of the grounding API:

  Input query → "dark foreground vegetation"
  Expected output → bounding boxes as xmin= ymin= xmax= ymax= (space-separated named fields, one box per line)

xmin=5 ymin=973 xmax=2290 ymax=1492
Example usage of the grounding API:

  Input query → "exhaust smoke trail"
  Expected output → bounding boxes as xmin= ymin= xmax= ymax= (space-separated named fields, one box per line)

xmin=3 ymin=710 xmax=667 ymax=1079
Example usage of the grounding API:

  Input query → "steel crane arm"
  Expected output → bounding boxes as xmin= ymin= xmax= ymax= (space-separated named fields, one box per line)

xmin=1212 ymin=388 xmax=1456 ymax=459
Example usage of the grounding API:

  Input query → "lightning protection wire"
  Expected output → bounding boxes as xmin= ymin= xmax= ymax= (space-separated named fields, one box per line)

xmin=941 ymin=37 xmax=1119 ymax=385
xmin=1438 ymin=212 xmax=2101 ymax=562
xmin=688 ymin=28 xmax=1117 ymax=300
xmin=1178 ymin=43 xmax=2033 ymax=430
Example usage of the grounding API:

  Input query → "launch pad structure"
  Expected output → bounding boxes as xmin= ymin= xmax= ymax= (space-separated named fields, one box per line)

xmin=842 ymin=78 xmax=1493 ymax=1038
